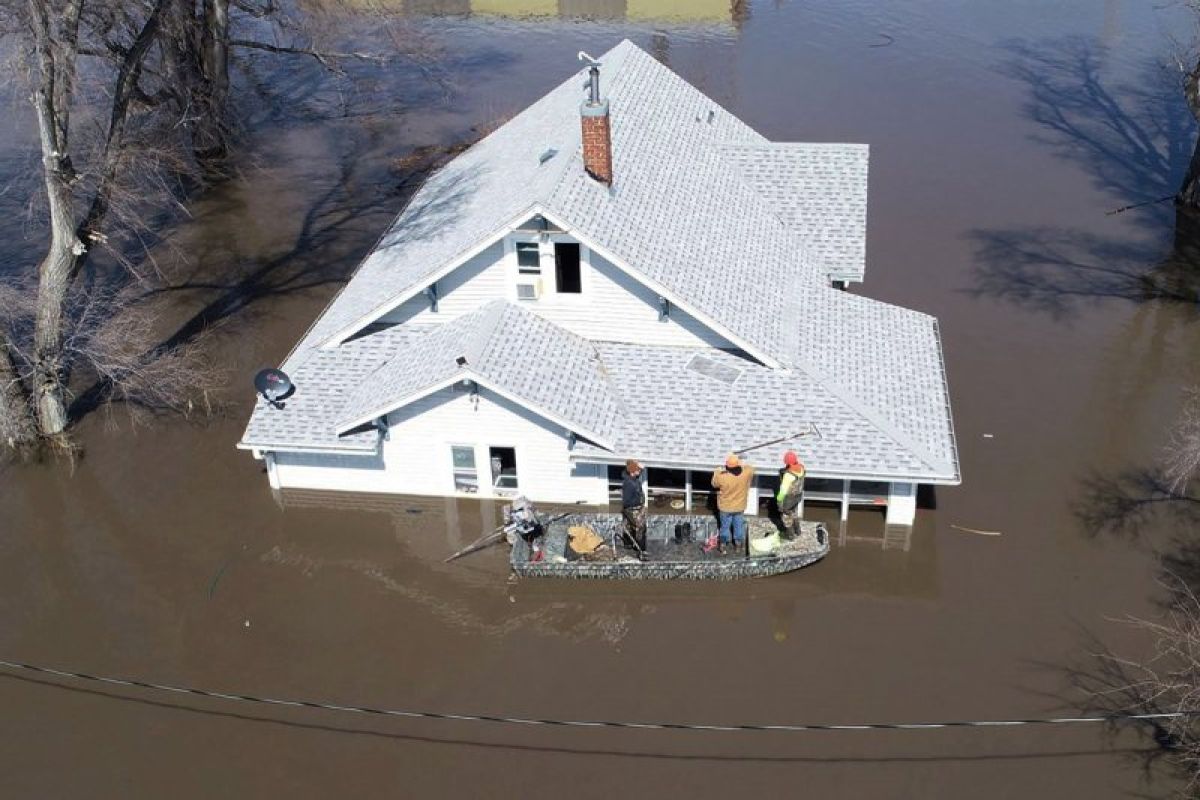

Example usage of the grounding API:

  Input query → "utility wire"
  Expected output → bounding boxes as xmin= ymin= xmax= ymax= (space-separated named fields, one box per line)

xmin=0 ymin=658 xmax=1193 ymax=734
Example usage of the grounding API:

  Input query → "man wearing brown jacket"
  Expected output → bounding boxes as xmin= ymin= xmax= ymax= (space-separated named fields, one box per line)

xmin=705 ymin=453 xmax=755 ymax=554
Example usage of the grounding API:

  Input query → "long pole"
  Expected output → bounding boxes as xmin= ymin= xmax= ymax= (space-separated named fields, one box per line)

xmin=444 ymin=525 xmax=506 ymax=563
xmin=734 ymin=426 xmax=819 ymax=456
xmin=444 ymin=512 xmax=572 ymax=563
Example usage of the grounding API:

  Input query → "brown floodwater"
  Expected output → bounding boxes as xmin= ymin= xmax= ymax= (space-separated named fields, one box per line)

xmin=2 ymin=0 xmax=1199 ymax=796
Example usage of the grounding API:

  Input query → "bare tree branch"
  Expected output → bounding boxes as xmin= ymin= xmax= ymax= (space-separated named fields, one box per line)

xmin=228 ymin=37 xmax=386 ymax=73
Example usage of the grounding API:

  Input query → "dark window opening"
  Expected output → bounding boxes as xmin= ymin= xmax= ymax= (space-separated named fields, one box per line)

xmin=555 ymin=242 xmax=582 ymax=293
xmin=608 ymin=464 xmax=623 ymax=497
xmin=490 ymin=446 xmax=518 ymax=493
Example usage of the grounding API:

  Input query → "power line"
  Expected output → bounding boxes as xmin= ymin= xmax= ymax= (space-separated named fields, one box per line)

xmin=0 ymin=658 xmax=1191 ymax=734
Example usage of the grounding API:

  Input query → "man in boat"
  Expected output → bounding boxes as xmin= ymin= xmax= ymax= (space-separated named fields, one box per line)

xmin=706 ymin=454 xmax=756 ymax=554
xmin=776 ymin=450 xmax=806 ymax=539
xmin=621 ymin=459 xmax=648 ymax=559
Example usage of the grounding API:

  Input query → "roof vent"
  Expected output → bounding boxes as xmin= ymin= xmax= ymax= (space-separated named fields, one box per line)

xmin=686 ymin=354 xmax=742 ymax=385
xmin=539 ymin=148 xmax=557 ymax=164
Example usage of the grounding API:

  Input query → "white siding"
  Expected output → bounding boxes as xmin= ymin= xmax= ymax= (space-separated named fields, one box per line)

xmin=529 ymin=248 xmax=731 ymax=348
xmin=272 ymin=386 xmax=610 ymax=505
xmin=272 ymin=449 xmax=391 ymax=493
xmin=378 ymin=234 xmax=732 ymax=349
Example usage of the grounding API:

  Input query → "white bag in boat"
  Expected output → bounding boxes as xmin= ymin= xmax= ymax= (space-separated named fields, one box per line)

xmin=749 ymin=530 xmax=781 ymax=556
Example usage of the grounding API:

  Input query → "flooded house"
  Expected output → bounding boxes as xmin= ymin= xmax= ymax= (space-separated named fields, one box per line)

xmin=239 ymin=39 xmax=959 ymax=527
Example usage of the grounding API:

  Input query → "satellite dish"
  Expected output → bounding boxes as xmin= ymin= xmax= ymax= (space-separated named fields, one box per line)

xmin=254 ymin=368 xmax=294 ymax=409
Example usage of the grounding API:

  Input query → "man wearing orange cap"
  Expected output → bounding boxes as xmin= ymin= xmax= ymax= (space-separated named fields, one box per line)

xmin=706 ymin=453 xmax=756 ymax=554
xmin=776 ymin=450 xmax=806 ymax=539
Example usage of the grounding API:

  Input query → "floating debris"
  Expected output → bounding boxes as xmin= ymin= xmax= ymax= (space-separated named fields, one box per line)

xmin=950 ymin=524 xmax=1002 ymax=537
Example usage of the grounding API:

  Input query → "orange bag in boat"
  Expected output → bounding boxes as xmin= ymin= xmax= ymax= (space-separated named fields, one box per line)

xmin=567 ymin=526 xmax=604 ymax=555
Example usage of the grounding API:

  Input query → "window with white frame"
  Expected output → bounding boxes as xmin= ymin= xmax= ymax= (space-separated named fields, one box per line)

xmin=515 ymin=242 xmax=541 ymax=275
xmin=451 ymin=446 xmax=478 ymax=493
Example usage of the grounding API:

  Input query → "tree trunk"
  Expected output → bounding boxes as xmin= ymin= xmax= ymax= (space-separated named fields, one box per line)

xmin=1180 ymin=57 xmax=1200 ymax=211
xmin=1181 ymin=135 xmax=1200 ymax=211
xmin=203 ymin=0 xmax=230 ymax=98
xmin=29 ymin=98 xmax=78 ymax=438
xmin=196 ymin=0 xmax=230 ymax=162
xmin=27 ymin=0 xmax=85 ymax=438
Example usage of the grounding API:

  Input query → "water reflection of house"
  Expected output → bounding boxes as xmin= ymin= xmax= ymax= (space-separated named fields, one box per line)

xmin=241 ymin=40 xmax=959 ymax=527
xmin=402 ymin=0 xmax=746 ymax=26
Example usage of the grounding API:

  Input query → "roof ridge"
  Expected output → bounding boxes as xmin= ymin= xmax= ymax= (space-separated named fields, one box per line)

xmin=464 ymin=299 xmax=510 ymax=367
xmin=478 ymin=303 xmax=626 ymax=450
xmin=717 ymin=142 xmax=869 ymax=151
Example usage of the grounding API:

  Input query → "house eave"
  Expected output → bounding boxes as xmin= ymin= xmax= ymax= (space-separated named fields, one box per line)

xmin=236 ymin=439 xmax=380 ymax=456
xmin=568 ymin=452 xmax=959 ymax=485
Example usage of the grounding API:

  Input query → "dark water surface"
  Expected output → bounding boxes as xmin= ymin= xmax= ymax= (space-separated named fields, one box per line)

xmin=2 ymin=1 xmax=1198 ymax=796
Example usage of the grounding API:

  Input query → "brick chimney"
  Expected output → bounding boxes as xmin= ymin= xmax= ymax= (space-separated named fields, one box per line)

xmin=580 ymin=64 xmax=612 ymax=185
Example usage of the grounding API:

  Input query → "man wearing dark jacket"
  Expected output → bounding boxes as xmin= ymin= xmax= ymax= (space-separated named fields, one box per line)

xmin=621 ymin=460 xmax=648 ymax=558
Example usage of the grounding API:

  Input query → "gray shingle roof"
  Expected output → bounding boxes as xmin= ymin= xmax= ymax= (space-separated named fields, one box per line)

xmin=336 ymin=301 xmax=624 ymax=447
xmin=239 ymin=40 xmax=958 ymax=485
xmin=720 ymin=143 xmax=869 ymax=283
xmin=572 ymin=342 xmax=955 ymax=482
xmin=791 ymin=289 xmax=958 ymax=477
xmin=243 ymin=299 xmax=957 ymax=482
xmin=297 ymin=39 xmax=860 ymax=367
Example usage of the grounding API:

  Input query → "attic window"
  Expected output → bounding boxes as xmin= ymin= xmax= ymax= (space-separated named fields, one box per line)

xmin=686 ymin=354 xmax=742 ymax=385
xmin=555 ymin=243 xmax=581 ymax=294
xmin=516 ymin=242 xmax=541 ymax=274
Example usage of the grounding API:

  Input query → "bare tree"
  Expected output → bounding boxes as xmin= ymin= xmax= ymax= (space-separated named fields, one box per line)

xmin=1167 ymin=391 xmax=1200 ymax=494
xmin=1077 ymin=580 xmax=1200 ymax=792
xmin=1180 ymin=3 xmax=1200 ymax=210
xmin=0 ymin=0 xmax=440 ymax=452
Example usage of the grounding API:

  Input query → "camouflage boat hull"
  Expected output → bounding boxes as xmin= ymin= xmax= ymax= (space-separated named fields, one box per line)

xmin=511 ymin=513 xmax=829 ymax=580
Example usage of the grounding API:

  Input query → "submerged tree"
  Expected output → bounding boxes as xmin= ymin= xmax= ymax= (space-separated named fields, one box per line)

xmin=0 ymin=0 xmax=434 ymax=451
xmin=1183 ymin=57 xmax=1200 ymax=209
